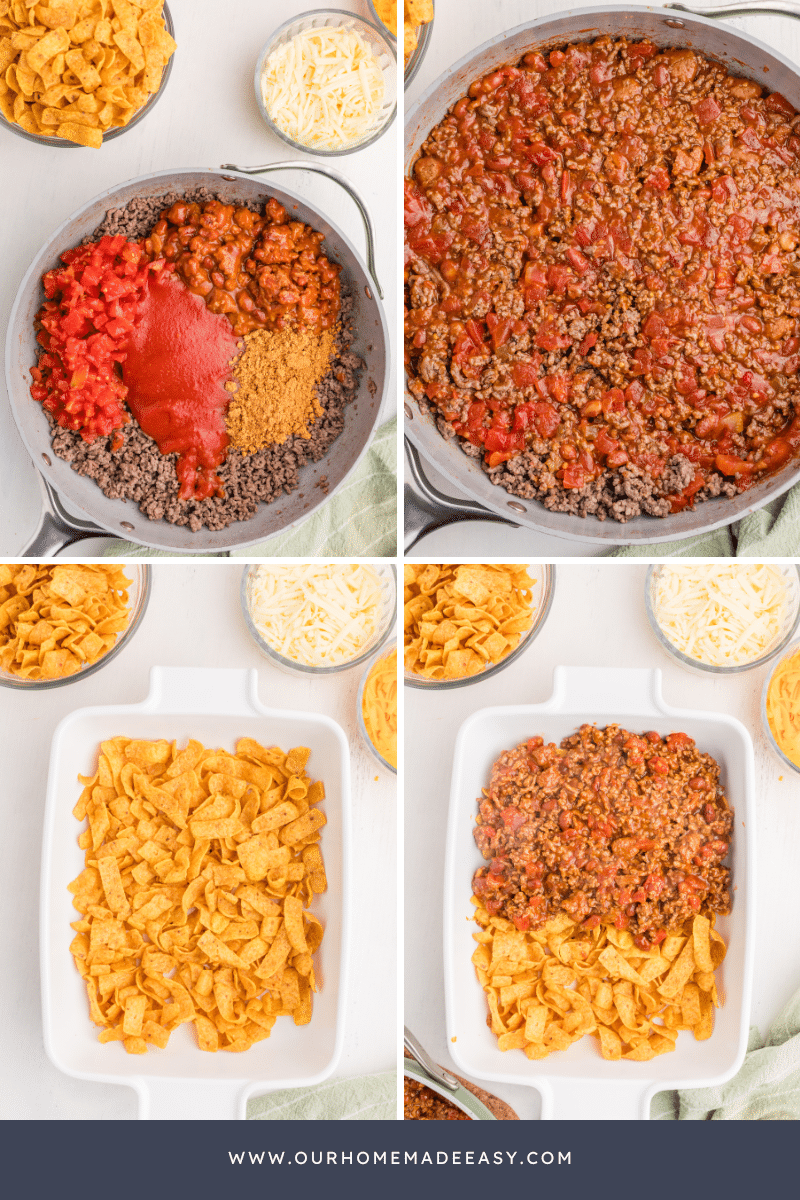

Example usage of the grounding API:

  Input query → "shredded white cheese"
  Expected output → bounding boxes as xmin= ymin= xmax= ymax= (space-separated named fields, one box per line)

xmin=262 ymin=26 xmax=386 ymax=151
xmin=653 ymin=563 xmax=788 ymax=666
xmin=249 ymin=564 xmax=383 ymax=666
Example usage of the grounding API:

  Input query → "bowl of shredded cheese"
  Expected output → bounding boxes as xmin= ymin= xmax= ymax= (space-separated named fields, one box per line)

xmin=645 ymin=563 xmax=800 ymax=674
xmin=241 ymin=563 xmax=396 ymax=675
xmin=256 ymin=10 xmax=397 ymax=155
xmin=357 ymin=645 xmax=397 ymax=773
xmin=762 ymin=639 xmax=800 ymax=774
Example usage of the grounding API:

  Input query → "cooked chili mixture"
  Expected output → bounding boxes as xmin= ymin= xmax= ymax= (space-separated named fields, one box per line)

xmin=405 ymin=36 xmax=800 ymax=522
xmin=472 ymin=725 xmax=732 ymax=949
xmin=404 ymin=1077 xmax=471 ymax=1120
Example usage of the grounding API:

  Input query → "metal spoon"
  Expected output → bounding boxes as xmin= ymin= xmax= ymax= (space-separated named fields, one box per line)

xmin=403 ymin=1027 xmax=460 ymax=1092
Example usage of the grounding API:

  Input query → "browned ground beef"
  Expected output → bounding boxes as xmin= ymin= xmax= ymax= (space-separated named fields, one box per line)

xmin=472 ymin=724 xmax=732 ymax=949
xmin=46 ymin=190 xmax=361 ymax=532
xmin=405 ymin=36 xmax=800 ymax=522
xmin=404 ymin=1078 xmax=471 ymax=1120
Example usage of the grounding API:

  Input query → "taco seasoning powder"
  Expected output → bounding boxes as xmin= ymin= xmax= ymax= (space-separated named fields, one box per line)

xmin=225 ymin=326 xmax=335 ymax=453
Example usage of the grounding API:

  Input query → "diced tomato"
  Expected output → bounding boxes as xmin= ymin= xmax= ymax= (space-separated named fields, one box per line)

xmin=595 ymin=429 xmax=620 ymax=458
xmin=693 ymin=96 xmax=721 ymax=125
xmin=600 ymin=387 xmax=625 ymax=415
xmin=547 ymin=263 xmax=572 ymax=293
xmin=644 ymin=166 xmax=670 ymax=191
xmin=512 ymin=361 xmax=540 ymax=388
xmin=766 ymin=91 xmax=796 ymax=117
xmin=565 ymin=246 xmax=589 ymax=274
xmin=30 ymin=236 xmax=170 ymax=442
xmin=642 ymin=312 xmax=666 ymax=339
xmin=403 ymin=180 xmax=431 ymax=229
xmin=485 ymin=313 xmax=513 ymax=350
xmin=546 ymin=374 xmax=570 ymax=404
xmin=716 ymin=453 xmax=755 ymax=475
xmin=562 ymin=463 xmax=587 ymax=489
xmin=466 ymin=401 xmax=487 ymax=431
xmin=533 ymin=402 xmax=560 ymax=437
xmin=460 ymin=214 xmax=489 ymax=242
xmin=535 ymin=322 xmax=571 ymax=351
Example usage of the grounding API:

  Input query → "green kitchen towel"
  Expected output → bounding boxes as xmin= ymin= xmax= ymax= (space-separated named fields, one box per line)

xmin=607 ymin=486 xmax=800 ymax=558
xmin=247 ymin=1072 xmax=397 ymax=1121
xmin=651 ymin=985 xmax=800 ymax=1120
xmin=103 ymin=418 xmax=397 ymax=559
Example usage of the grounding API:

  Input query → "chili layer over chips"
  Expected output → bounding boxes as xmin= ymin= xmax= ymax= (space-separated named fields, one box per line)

xmin=68 ymin=736 xmax=327 ymax=1054
xmin=472 ymin=904 xmax=726 ymax=1061
xmin=473 ymin=725 xmax=732 ymax=945
xmin=0 ymin=563 xmax=131 ymax=679
xmin=404 ymin=562 xmax=535 ymax=680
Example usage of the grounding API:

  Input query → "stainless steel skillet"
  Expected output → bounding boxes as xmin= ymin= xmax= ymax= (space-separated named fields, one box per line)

xmin=6 ymin=166 xmax=388 ymax=555
xmin=405 ymin=3 xmax=800 ymax=550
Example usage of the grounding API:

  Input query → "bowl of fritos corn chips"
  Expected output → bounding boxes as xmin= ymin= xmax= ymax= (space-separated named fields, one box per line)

xmin=0 ymin=0 xmax=176 ymax=149
xmin=0 ymin=562 xmax=149 ymax=688
xmin=401 ymin=0 xmax=433 ymax=89
xmin=404 ymin=563 xmax=554 ymax=689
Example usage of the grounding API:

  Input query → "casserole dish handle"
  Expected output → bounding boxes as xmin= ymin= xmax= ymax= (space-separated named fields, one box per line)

xmin=137 ymin=1078 xmax=251 ymax=1120
xmin=143 ymin=666 xmax=262 ymax=717
xmin=539 ymin=1078 xmax=652 ymax=1121
xmin=220 ymin=161 xmax=383 ymax=298
xmin=549 ymin=666 xmax=665 ymax=718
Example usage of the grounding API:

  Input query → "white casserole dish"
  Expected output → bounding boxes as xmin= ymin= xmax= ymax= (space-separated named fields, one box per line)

xmin=40 ymin=666 xmax=350 ymax=1120
xmin=444 ymin=666 xmax=755 ymax=1120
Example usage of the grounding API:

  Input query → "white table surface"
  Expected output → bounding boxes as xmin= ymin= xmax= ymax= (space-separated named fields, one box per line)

xmin=0 ymin=562 xmax=396 ymax=1119
xmin=0 ymin=0 xmax=398 ymax=556
xmin=403 ymin=562 xmax=800 ymax=1120
xmin=404 ymin=0 xmax=800 ymax=557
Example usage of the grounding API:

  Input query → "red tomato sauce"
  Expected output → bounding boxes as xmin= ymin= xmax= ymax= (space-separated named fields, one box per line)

xmin=123 ymin=272 xmax=240 ymax=500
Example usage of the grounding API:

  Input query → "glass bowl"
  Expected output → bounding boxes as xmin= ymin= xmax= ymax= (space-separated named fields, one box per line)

xmin=761 ymin=638 xmax=800 ymax=776
xmin=254 ymin=9 xmax=397 ymax=156
xmin=367 ymin=0 xmax=397 ymax=42
xmin=645 ymin=564 xmax=800 ymax=676
xmin=404 ymin=563 xmax=556 ymax=690
xmin=0 ymin=3 xmax=175 ymax=149
xmin=403 ymin=0 xmax=434 ymax=91
xmin=356 ymin=643 xmax=397 ymax=774
xmin=241 ymin=563 xmax=397 ymax=677
xmin=0 ymin=564 xmax=151 ymax=690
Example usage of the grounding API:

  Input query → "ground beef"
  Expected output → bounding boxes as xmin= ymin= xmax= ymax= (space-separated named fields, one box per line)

xmin=48 ymin=191 xmax=362 ymax=531
xmin=472 ymin=725 xmax=733 ymax=949
xmin=404 ymin=1078 xmax=471 ymax=1120
xmin=405 ymin=35 xmax=800 ymax=523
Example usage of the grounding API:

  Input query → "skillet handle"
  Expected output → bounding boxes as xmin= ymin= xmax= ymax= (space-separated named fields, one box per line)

xmin=219 ymin=161 xmax=382 ymax=298
xmin=21 ymin=478 xmax=109 ymax=556
xmin=539 ymin=1078 xmax=652 ymax=1120
xmin=668 ymin=2 xmax=800 ymax=21
xmin=404 ymin=439 xmax=520 ymax=553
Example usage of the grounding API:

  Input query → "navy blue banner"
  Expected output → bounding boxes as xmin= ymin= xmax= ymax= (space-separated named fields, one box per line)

xmin=0 ymin=1119 xmax=794 ymax=1200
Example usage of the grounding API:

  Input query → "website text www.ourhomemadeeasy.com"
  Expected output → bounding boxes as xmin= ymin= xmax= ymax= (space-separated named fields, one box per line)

xmin=228 ymin=1150 xmax=572 ymax=1166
